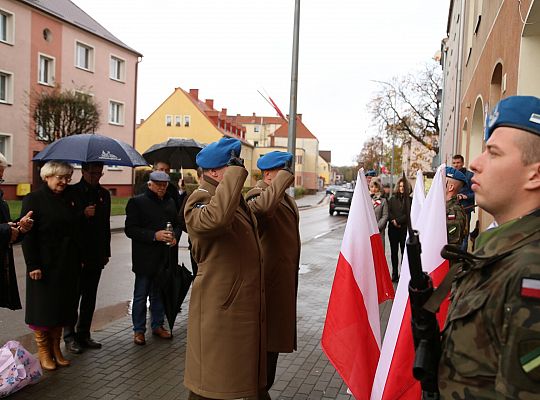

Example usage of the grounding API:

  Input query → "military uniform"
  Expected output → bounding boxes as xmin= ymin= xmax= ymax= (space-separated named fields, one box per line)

xmin=439 ymin=209 xmax=540 ymax=398
xmin=446 ymin=195 xmax=467 ymax=246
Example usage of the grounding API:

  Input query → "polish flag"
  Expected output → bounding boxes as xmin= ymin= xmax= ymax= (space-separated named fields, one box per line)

xmin=322 ymin=170 xmax=394 ymax=400
xmin=371 ymin=165 xmax=449 ymax=400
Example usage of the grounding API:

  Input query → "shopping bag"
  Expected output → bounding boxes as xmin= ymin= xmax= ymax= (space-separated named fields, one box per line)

xmin=0 ymin=341 xmax=42 ymax=397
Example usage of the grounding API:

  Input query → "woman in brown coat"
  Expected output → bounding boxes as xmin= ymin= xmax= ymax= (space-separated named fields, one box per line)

xmin=184 ymin=138 xmax=265 ymax=400
xmin=245 ymin=152 xmax=300 ymax=397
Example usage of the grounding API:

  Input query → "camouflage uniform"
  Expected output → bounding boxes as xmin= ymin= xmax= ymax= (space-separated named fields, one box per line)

xmin=439 ymin=209 xmax=540 ymax=399
xmin=446 ymin=195 xmax=467 ymax=246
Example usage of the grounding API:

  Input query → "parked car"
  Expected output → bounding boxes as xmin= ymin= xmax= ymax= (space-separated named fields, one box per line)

xmin=329 ymin=188 xmax=354 ymax=215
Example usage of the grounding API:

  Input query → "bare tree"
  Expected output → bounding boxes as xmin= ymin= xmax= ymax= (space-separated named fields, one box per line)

xmin=356 ymin=135 xmax=403 ymax=174
xmin=369 ymin=62 xmax=442 ymax=152
xmin=32 ymin=87 xmax=100 ymax=143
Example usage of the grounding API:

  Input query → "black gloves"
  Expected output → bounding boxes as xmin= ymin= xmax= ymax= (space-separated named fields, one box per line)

xmin=282 ymin=158 xmax=294 ymax=174
xmin=227 ymin=151 xmax=245 ymax=167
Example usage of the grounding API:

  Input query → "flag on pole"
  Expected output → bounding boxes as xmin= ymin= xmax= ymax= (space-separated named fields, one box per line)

xmin=370 ymin=165 xmax=449 ymax=400
xmin=268 ymin=96 xmax=287 ymax=121
xmin=322 ymin=170 xmax=394 ymax=400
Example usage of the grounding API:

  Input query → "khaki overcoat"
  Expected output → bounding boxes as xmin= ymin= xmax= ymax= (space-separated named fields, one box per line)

xmin=246 ymin=171 xmax=300 ymax=353
xmin=183 ymin=166 xmax=266 ymax=399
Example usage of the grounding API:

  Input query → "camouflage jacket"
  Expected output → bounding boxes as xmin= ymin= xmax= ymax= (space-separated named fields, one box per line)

xmin=439 ymin=209 xmax=540 ymax=399
xmin=446 ymin=195 xmax=467 ymax=246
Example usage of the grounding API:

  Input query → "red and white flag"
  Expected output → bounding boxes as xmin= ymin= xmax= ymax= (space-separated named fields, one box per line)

xmin=371 ymin=165 xmax=449 ymax=400
xmin=322 ymin=170 xmax=394 ymax=400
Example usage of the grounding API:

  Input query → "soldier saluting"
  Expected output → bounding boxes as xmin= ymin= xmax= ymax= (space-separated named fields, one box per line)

xmin=439 ymin=96 xmax=540 ymax=398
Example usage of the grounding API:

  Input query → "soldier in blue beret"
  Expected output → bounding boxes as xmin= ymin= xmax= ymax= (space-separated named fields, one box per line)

xmin=184 ymin=137 xmax=267 ymax=399
xmin=439 ymin=96 xmax=540 ymax=398
xmin=246 ymin=151 xmax=298 ymax=398
xmin=365 ymin=169 xmax=377 ymax=186
xmin=444 ymin=166 xmax=468 ymax=247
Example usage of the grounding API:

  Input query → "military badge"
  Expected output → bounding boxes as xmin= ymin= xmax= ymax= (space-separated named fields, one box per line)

xmin=518 ymin=340 xmax=540 ymax=381
xmin=521 ymin=278 xmax=540 ymax=300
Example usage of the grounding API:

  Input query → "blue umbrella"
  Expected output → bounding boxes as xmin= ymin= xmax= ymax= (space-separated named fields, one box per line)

xmin=32 ymin=134 xmax=148 ymax=167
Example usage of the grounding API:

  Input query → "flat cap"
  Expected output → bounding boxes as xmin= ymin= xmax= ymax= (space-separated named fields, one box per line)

xmin=365 ymin=170 xmax=377 ymax=177
xmin=445 ymin=166 xmax=467 ymax=184
xmin=149 ymin=171 xmax=170 ymax=182
xmin=485 ymin=95 xmax=540 ymax=139
xmin=257 ymin=151 xmax=293 ymax=171
xmin=196 ymin=137 xmax=241 ymax=169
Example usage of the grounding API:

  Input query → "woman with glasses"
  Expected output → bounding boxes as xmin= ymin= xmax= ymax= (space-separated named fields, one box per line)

xmin=20 ymin=160 xmax=83 ymax=371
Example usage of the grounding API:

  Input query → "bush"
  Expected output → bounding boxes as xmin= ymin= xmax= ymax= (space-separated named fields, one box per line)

xmin=294 ymin=186 xmax=305 ymax=198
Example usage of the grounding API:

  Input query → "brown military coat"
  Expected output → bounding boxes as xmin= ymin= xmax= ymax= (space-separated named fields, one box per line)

xmin=246 ymin=171 xmax=300 ymax=353
xmin=183 ymin=166 xmax=266 ymax=399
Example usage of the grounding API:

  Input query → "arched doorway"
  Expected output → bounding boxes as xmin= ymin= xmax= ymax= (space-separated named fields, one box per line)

xmin=490 ymin=63 xmax=503 ymax=106
xmin=518 ymin=1 xmax=540 ymax=96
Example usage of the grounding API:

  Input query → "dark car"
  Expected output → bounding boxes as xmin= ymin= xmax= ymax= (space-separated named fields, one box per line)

xmin=329 ymin=189 xmax=354 ymax=216
xmin=325 ymin=185 xmax=339 ymax=195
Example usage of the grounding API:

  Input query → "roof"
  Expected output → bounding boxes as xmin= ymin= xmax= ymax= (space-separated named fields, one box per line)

xmin=20 ymin=0 xmax=142 ymax=56
xmin=272 ymin=118 xmax=318 ymax=140
xmin=319 ymin=150 xmax=331 ymax=163
xmin=235 ymin=115 xmax=285 ymax=125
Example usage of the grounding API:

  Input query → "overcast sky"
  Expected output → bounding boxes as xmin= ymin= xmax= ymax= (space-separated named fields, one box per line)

xmin=72 ymin=0 xmax=449 ymax=166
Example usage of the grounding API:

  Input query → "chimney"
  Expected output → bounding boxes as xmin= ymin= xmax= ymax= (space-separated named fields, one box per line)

xmin=221 ymin=108 xmax=227 ymax=117
xmin=297 ymin=113 xmax=302 ymax=121
xmin=205 ymin=98 xmax=214 ymax=109
xmin=189 ymin=89 xmax=199 ymax=100
xmin=139 ymin=118 xmax=145 ymax=124
xmin=252 ymin=112 xmax=256 ymax=117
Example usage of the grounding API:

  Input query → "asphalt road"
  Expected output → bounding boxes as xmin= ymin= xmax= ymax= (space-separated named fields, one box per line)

xmin=0 ymin=200 xmax=348 ymax=347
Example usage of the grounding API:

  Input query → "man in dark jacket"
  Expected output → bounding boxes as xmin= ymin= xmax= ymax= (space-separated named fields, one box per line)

xmin=63 ymin=162 xmax=111 ymax=353
xmin=153 ymin=161 xmax=187 ymax=213
xmin=125 ymin=171 xmax=181 ymax=345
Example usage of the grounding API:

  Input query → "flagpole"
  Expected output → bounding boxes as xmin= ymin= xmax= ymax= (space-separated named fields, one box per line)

xmin=287 ymin=0 xmax=300 ymax=197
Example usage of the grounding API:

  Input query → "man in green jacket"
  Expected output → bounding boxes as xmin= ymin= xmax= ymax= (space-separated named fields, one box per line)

xmin=439 ymin=95 xmax=540 ymax=398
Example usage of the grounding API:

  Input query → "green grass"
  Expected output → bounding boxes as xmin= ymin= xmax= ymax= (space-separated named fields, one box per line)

xmin=6 ymin=197 xmax=130 ymax=220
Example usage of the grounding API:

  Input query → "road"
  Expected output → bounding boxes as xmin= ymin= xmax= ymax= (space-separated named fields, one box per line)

xmin=0 ymin=201 xmax=348 ymax=347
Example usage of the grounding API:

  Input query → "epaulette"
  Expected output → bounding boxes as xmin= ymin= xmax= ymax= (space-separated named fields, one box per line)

xmin=197 ymin=188 xmax=210 ymax=193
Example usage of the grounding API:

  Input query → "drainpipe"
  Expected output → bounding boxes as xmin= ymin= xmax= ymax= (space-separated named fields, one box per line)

xmin=132 ymin=55 xmax=142 ymax=194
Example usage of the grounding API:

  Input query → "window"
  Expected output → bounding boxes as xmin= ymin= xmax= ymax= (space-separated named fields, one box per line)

xmin=175 ymin=115 xmax=182 ymax=127
xmin=109 ymin=101 xmax=124 ymax=125
xmin=109 ymin=55 xmax=125 ymax=81
xmin=75 ymin=42 xmax=94 ymax=71
xmin=253 ymin=141 xmax=258 ymax=147
xmin=0 ymin=70 xmax=13 ymax=104
xmin=296 ymin=175 xmax=302 ymax=186
xmin=254 ymin=125 xmax=260 ymax=133
xmin=165 ymin=115 xmax=172 ymax=127
xmin=38 ymin=54 xmax=55 ymax=85
xmin=184 ymin=115 xmax=191 ymax=127
xmin=0 ymin=134 xmax=12 ymax=163
xmin=0 ymin=9 xmax=14 ymax=45
xmin=296 ymin=155 xmax=303 ymax=164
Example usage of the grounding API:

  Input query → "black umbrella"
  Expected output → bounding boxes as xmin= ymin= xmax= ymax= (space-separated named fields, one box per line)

xmin=142 ymin=138 xmax=204 ymax=169
xmin=32 ymin=133 xmax=148 ymax=167
xmin=156 ymin=259 xmax=193 ymax=334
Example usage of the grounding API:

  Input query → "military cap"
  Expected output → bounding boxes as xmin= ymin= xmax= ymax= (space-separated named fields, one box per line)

xmin=196 ymin=137 xmax=241 ymax=169
xmin=257 ymin=151 xmax=293 ymax=171
xmin=149 ymin=171 xmax=170 ymax=182
xmin=445 ymin=166 xmax=467 ymax=184
xmin=485 ymin=95 xmax=540 ymax=139
xmin=365 ymin=170 xmax=377 ymax=177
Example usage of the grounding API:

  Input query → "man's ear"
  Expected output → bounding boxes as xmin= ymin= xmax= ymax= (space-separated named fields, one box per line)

xmin=524 ymin=162 xmax=540 ymax=191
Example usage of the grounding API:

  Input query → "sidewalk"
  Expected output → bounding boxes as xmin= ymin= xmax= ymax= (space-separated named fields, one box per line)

xmin=10 ymin=222 xmax=360 ymax=400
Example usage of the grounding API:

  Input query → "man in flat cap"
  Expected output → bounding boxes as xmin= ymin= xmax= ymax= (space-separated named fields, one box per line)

xmin=439 ymin=96 xmax=540 ymax=398
xmin=245 ymin=151 xmax=299 ymax=398
xmin=125 ymin=171 xmax=181 ymax=345
xmin=444 ymin=166 xmax=468 ymax=247
xmin=183 ymin=137 xmax=266 ymax=400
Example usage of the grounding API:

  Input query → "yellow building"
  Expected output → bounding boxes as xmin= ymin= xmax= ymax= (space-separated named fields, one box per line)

xmin=135 ymin=87 xmax=254 ymax=184
xmin=318 ymin=150 xmax=332 ymax=187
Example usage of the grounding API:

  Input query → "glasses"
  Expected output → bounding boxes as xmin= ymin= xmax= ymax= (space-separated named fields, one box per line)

xmin=54 ymin=175 xmax=72 ymax=182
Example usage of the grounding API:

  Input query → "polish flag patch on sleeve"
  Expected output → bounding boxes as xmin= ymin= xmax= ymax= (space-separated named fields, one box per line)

xmin=521 ymin=278 xmax=540 ymax=300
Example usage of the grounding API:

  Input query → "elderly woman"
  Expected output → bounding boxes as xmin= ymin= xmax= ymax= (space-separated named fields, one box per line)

xmin=0 ymin=153 xmax=33 ymax=310
xmin=369 ymin=180 xmax=389 ymax=248
xmin=21 ymin=161 xmax=83 ymax=371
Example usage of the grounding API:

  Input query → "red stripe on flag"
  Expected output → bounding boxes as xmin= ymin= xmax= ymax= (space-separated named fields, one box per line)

xmin=381 ymin=260 xmax=449 ymax=400
xmin=521 ymin=287 xmax=540 ymax=299
xmin=322 ymin=253 xmax=380 ymax=400
xmin=370 ymin=234 xmax=395 ymax=303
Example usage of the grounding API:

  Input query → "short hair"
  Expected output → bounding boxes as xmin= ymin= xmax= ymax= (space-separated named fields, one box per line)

xmin=452 ymin=154 xmax=464 ymax=162
xmin=514 ymin=132 xmax=540 ymax=165
xmin=40 ymin=161 xmax=74 ymax=181
xmin=81 ymin=161 xmax=104 ymax=170
xmin=447 ymin=177 xmax=464 ymax=192
xmin=153 ymin=161 xmax=171 ymax=170
xmin=0 ymin=152 xmax=8 ymax=167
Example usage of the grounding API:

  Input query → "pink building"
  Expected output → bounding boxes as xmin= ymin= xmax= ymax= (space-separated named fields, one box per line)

xmin=0 ymin=0 xmax=141 ymax=199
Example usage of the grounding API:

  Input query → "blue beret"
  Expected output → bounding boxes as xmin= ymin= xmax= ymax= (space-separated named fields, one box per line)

xmin=485 ymin=95 xmax=540 ymax=140
xmin=445 ymin=167 xmax=467 ymax=184
xmin=365 ymin=170 xmax=377 ymax=177
xmin=149 ymin=171 xmax=170 ymax=182
xmin=196 ymin=137 xmax=241 ymax=169
xmin=257 ymin=151 xmax=293 ymax=171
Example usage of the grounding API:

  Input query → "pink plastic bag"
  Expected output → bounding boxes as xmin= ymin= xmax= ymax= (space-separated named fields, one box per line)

xmin=0 ymin=341 xmax=42 ymax=398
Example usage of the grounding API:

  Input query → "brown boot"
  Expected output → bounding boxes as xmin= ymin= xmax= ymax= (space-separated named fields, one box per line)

xmin=49 ymin=327 xmax=71 ymax=367
xmin=34 ymin=330 xmax=56 ymax=371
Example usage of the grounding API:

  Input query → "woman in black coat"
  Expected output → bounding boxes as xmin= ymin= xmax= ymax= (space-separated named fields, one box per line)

xmin=21 ymin=161 xmax=83 ymax=371
xmin=387 ymin=178 xmax=409 ymax=282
